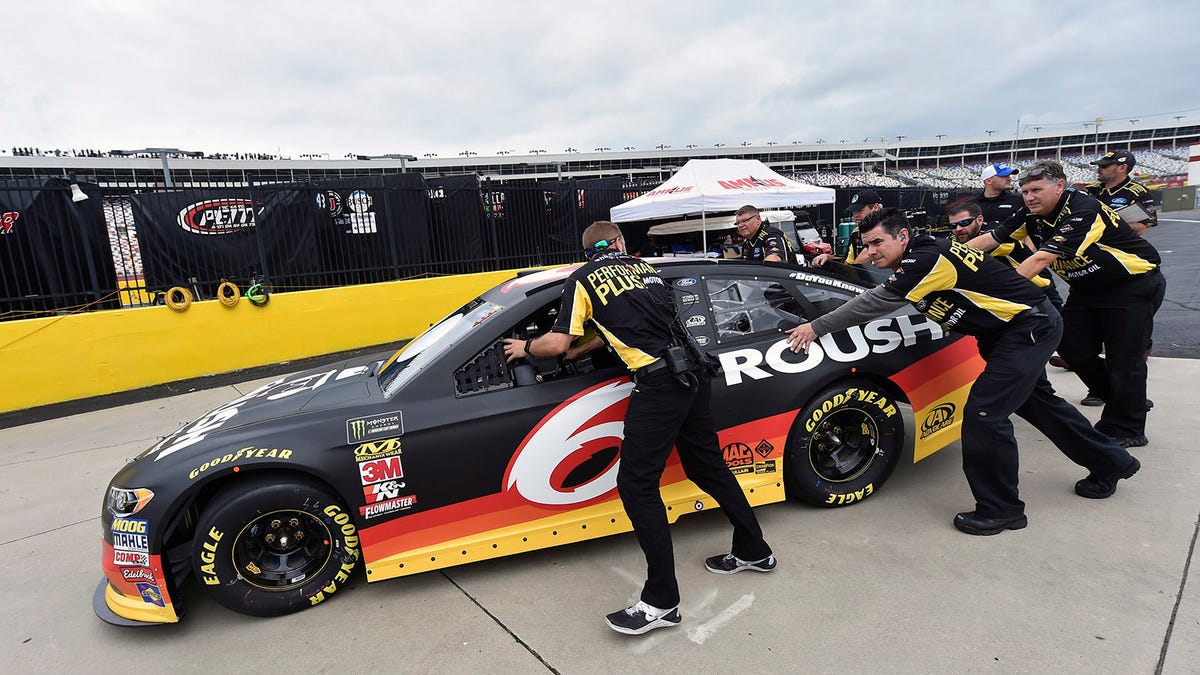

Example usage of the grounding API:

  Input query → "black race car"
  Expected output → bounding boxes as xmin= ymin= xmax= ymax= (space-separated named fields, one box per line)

xmin=95 ymin=258 xmax=982 ymax=625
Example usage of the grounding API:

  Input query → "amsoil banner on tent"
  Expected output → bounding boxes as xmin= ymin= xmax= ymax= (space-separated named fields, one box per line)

xmin=313 ymin=174 xmax=431 ymax=283
xmin=0 ymin=177 xmax=119 ymax=319
xmin=130 ymin=187 xmax=322 ymax=296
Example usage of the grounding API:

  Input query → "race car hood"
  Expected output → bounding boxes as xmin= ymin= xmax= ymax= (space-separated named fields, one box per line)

xmin=140 ymin=355 xmax=385 ymax=463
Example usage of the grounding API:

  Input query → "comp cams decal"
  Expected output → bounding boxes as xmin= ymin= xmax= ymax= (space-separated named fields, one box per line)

xmin=718 ymin=315 xmax=947 ymax=386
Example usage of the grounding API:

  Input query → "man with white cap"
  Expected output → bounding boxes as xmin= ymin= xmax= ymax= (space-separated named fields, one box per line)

xmin=974 ymin=163 xmax=1024 ymax=230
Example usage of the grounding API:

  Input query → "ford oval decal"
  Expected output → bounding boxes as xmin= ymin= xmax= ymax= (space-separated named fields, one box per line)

xmin=674 ymin=277 xmax=698 ymax=288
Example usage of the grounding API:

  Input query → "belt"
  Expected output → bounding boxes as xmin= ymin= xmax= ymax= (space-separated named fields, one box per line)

xmin=1016 ymin=298 xmax=1055 ymax=321
xmin=632 ymin=358 xmax=668 ymax=382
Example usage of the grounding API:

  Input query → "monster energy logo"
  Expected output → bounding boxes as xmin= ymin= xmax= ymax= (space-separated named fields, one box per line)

xmin=346 ymin=411 xmax=404 ymax=444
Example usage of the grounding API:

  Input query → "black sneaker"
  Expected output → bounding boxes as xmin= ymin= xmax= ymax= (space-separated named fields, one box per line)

xmin=704 ymin=553 xmax=777 ymax=574
xmin=953 ymin=511 xmax=1028 ymax=536
xmin=1075 ymin=457 xmax=1141 ymax=499
xmin=1105 ymin=434 xmax=1148 ymax=448
xmin=1081 ymin=395 xmax=1104 ymax=406
xmin=604 ymin=601 xmax=681 ymax=635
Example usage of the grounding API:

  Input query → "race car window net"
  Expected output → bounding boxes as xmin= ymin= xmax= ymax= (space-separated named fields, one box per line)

xmin=379 ymin=297 xmax=489 ymax=396
xmin=705 ymin=278 xmax=806 ymax=343
xmin=453 ymin=342 xmax=513 ymax=396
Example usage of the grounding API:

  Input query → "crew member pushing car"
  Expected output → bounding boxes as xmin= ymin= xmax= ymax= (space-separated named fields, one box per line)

xmin=502 ymin=220 xmax=774 ymax=635
xmin=786 ymin=208 xmax=1140 ymax=536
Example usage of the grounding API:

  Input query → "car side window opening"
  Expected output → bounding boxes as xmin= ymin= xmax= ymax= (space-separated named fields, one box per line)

xmin=704 ymin=277 xmax=806 ymax=342
xmin=452 ymin=298 xmax=621 ymax=397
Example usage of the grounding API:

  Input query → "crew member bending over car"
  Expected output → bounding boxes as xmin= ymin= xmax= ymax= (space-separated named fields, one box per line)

xmin=502 ymin=221 xmax=775 ymax=636
xmin=785 ymin=208 xmax=1139 ymax=536
xmin=735 ymin=204 xmax=800 ymax=265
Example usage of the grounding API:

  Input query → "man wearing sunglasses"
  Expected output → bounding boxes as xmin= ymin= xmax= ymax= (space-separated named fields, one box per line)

xmin=734 ymin=204 xmax=799 ymax=265
xmin=1084 ymin=150 xmax=1157 ymax=236
xmin=947 ymin=201 xmax=1063 ymax=311
xmin=967 ymin=160 xmax=1165 ymax=448
xmin=785 ymin=208 xmax=1138 ymax=536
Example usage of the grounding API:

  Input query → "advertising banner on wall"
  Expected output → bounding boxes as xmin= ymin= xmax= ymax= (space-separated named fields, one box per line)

xmin=0 ymin=178 xmax=119 ymax=318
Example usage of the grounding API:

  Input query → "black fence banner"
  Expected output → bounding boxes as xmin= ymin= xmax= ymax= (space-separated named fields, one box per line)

xmin=0 ymin=178 xmax=118 ymax=318
xmin=427 ymin=175 xmax=487 ymax=274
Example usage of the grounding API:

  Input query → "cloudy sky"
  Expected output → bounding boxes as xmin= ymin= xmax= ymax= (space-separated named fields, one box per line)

xmin=4 ymin=0 xmax=1197 ymax=158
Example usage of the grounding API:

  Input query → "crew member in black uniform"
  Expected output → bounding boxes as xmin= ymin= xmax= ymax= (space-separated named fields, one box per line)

xmin=968 ymin=161 xmax=1165 ymax=448
xmin=974 ymin=163 xmax=1024 ymax=229
xmin=734 ymin=204 xmax=799 ymax=264
xmin=1084 ymin=150 xmax=1158 ymax=235
xmin=503 ymin=221 xmax=774 ymax=635
xmin=947 ymin=200 xmax=1063 ymax=311
xmin=787 ymin=208 xmax=1139 ymax=536
xmin=811 ymin=189 xmax=881 ymax=266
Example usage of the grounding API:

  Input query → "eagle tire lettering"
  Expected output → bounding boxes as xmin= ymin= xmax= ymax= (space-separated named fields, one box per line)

xmin=784 ymin=378 xmax=903 ymax=508
xmin=191 ymin=476 xmax=360 ymax=617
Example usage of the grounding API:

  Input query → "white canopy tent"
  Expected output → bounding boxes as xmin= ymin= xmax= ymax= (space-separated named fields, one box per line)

xmin=610 ymin=158 xmax=835 ymax=251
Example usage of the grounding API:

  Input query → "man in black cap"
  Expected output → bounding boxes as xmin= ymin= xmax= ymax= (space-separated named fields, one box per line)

xmin=811 ymin=189 xmax=881 ymax=266
xmin=968 ymin=160 xmax=1165 ymax=448
xmin=1083 ymin=150 xmax=1158 ymax=235
xmin=973 ymin=163 xmax=1024 ymax=230
xmin=734 ymin=204 xmax=799 ymax=265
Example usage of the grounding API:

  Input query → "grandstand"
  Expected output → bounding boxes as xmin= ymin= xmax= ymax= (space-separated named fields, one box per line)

xmin=2 ymin=120 xmax=1195 ymax=189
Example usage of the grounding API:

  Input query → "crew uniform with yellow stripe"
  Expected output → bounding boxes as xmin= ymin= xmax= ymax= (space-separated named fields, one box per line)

xmin=992 ymin=188 xmax=1164 ymax=444
xmin=806 ymin=228 xmax=1135 ymax=525
xmin=551 ymin=245 xmax=771 ymax=618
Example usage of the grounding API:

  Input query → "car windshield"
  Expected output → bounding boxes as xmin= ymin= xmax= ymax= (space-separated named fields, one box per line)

xmin=378 ymin=297 xmax=500 ymax=396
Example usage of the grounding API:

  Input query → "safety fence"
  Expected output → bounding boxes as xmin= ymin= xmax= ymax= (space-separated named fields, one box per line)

xmin=0 ymin=175 xmax=975 ymax=322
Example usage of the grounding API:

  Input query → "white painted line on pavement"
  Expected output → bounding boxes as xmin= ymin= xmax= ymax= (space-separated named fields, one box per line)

xmin=686 ymin=593 xmax=755 ymax=645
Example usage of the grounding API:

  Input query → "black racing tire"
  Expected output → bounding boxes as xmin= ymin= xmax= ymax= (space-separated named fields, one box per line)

xmin=192 ymin=476 xmax=361 ymax=617
xmin=785 ymin=379 xmax=904 ymax=508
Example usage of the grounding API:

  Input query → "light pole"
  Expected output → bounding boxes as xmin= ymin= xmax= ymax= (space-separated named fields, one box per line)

xmin=110 ymin=147 xmax=204 ymax=188
xmin=356 ymin=153 xmax=418 ymax=172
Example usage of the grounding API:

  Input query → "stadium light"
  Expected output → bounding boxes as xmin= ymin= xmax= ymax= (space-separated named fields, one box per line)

xmin=355 ymin=153 xmax=417 ymax=172
xmin=110 ymin=147 xmax=204 ymax=188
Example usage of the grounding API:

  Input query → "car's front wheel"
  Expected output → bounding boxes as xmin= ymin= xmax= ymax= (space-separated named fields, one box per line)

xmin=785 ymin=379 xmax=904 ymax=507
xmin=191 ymin=476 xmax=361 ymax=617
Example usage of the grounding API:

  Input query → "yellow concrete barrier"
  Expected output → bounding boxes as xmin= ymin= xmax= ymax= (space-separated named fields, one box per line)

xmin=0 ymin=270 xmax=519 ymax=414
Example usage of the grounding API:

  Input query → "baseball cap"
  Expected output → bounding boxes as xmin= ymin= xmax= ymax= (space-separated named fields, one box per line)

xmin=1091 ymin=150 xmax=1136 ymax=168
xmin=845 ymin=190 xmax=882 ymax=212
xmin=980 ymin=163 xmax=1018 ymax=180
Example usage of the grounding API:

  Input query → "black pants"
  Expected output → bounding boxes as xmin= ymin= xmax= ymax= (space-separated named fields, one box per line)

xmin=618 ymin=368 xmax=770 ymax=609
xmin=1058 ymin=269 xmax=1166 ymax=438
xmin=964 ymin=302 xmax=1134 ymax=518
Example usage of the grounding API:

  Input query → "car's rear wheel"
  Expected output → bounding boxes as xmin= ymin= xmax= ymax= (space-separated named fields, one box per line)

xmin=191 ymin=476 xmax=360 ymax=617
xmin=785 ymin=379 xmax=904 ymax=507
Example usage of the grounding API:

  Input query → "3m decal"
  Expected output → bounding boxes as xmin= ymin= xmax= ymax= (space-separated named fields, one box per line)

xmin=719 ymin=315 xmax=947 ymax=386
xmin=137 ymin=582 xmax=166 ymax=608
xmin=920 ymin=403 xmax=957 ymax=439
xmin=505 ymin=379 xmax=632 ymax=506
xmin=188 ymin=447 xmax=293 ymax=479
xmin=359 ymin=456 xmax=404 ymax=486
xmin=353 ymin=438 xmax=402 ymax=461
xmin=347 ymin=411 xmax=404 ymax=444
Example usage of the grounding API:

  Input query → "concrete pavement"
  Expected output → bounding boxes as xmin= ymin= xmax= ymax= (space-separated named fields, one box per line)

xmin=1 ymin=361 xmax=1197 ymax=674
